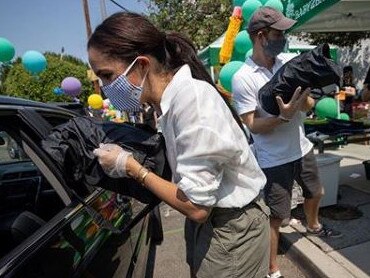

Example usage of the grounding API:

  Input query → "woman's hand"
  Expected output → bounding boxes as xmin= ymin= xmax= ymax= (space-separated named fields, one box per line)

xmin=93 ymin=143 xmax=136 ymax=178
xmin=276 ymin=86 xmax=311 ymax=120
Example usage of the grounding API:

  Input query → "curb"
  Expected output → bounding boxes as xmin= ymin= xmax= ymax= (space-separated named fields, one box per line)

xmin=279 ymin=226 xmax=356 ymax=278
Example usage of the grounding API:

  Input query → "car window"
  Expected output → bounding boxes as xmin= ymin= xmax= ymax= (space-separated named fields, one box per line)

xmin=0 ymin=130 xmax=66 ymax=260
xmin=0 ymin=105 xmax=160 ymax=277
xmin=2 ymin=190 xmax=135 ymax=278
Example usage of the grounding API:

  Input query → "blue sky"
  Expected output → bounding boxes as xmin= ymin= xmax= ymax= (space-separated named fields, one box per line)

xmin=0 ymin=0 xmax=148 ymax=62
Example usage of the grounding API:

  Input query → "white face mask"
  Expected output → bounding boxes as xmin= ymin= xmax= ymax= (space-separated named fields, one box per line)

xmin=101 ymin=57 xmax=148 ymax=112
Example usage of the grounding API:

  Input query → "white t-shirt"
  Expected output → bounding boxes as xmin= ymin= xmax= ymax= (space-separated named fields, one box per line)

xmin=232 ymin=53 xmax=313 ymax=168
xmin=158 ymin=65 xmax=266 ymax=208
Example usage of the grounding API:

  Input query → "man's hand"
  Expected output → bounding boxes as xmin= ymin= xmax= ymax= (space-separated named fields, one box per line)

xmin=276 ymin=87 xmax=311 ymax=120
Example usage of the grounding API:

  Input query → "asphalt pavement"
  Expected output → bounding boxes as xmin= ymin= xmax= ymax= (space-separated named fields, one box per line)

xmin=153 ymin=204 xmax=307 ymax=278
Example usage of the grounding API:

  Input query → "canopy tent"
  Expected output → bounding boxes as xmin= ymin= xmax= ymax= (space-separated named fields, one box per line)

xmin=198 ymin=34 xmax=226 ymax=67
xmin=198 ymin=0 xmax=370 ymax=67
xmin=289 ymin=0 xmax=370 ymax=32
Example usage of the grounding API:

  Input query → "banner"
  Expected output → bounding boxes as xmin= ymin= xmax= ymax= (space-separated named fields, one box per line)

xmin=283 ymin=0 xmax=340 ymax=30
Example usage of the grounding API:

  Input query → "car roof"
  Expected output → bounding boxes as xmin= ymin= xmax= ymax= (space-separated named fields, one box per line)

xmin=0 ymin=95 xmax=83 ymax=116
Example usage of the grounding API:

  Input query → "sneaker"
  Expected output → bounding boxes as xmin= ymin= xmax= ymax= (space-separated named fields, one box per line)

xmin=266 ymin=270 xmax=284 ymax=278
xmin=306 ymin=224 xmax=342 ymax=238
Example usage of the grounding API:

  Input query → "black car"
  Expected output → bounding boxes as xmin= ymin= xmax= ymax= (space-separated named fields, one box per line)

xmin=0 ymin=95 xmax=163 ymax=278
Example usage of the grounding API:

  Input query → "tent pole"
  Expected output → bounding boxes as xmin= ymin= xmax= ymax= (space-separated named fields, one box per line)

xmin=210 ymin=66 xmax=215 ymax=82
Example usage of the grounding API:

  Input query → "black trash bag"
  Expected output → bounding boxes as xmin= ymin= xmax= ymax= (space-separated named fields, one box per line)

xmin=258 ymin=43 xmax=341 ymax=115
xmin=41 ymin=116 xmax=171 ymax=204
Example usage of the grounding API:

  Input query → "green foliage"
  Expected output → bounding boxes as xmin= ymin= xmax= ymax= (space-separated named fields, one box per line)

xmin=0 ymin=52 xmax=94 ymax=104
xmin=147 ymin=0 xmax=232 ymax=50
xmin=296 ymin=32 xmax=370 ymax=47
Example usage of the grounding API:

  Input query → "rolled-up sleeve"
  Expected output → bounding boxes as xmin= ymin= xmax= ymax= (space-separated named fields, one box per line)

xmin=176 ymin=125 xmax=243 ymax=206
xmin=172 ymin=85 xmax=243 ymax=206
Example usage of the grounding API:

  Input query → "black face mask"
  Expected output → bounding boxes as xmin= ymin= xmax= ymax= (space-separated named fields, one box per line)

xmin=263 ymin=37 xmax=287 ymax=58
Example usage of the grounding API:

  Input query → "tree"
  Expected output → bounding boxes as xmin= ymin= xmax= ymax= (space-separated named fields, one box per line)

xmin=147 ymin=0 xmax=232 ymax=50
xmin=296 ymin=31 xmax=370 ymax=47
xmin=1 ymin=52 xmax=94 ymax=104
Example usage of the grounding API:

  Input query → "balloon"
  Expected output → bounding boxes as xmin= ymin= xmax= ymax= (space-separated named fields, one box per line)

xmin=233 ymin=0 xmax=246 ymax=6
xmin=61 ymin=77 xmax=82 ymax=97
xmin=315 ymin=97 xmax=338 ymax=119
xmin=259 ymin=0 xmax=269 ymax=4
xmin=246 ymin=48 xmax=253 ymax=58
xmin=264 ymin=0 xmax=284 ymax=12
xmin=219 ymin=61 xmax=244 ymax=92
xmin=242 ymin=0 xmax=262 ymax=22
xmin=234 ymin=30 xmax=252 ymax=54
xmin=22 ymin=50 xmax=47 ymax=74
xmin=53 ymin=87 xmax=64 ymax=95
xmin=88 ymin=94 xmax=103 ymax=109
xmin=0 ymin=37 xmax=15 ymax=62
xmin=339 ymin=112 xmax=350 ymax=121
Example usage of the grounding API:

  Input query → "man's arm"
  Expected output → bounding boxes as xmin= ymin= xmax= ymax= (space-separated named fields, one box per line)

xmin=240 ymin=110 xmax=285 ymax=134
xmin=241 ymin=87 xmax=311 ymax=134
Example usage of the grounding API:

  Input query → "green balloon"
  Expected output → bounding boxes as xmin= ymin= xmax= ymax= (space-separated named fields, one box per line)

xmin=315 ymin=97 xmax=338 ymax=119
xmin=0 ymin=37 xmax=15 ymax=62
xmin=246 ymin=48 xmax=253 ymax=58
xmin=231 ymin=50 xmax=246 ymax=62
xmin=264 ymin=0 xmax=284 ymax=12
xmin=242 ymin=0 xmax=263 ymax=22
xmin=233 ymin=0 xmax=247 ymax=7
xmin=259 ymin=0 xmax=269 ymax=4
xmin=339 ymin=113 xmax=350 ymax=121
xmin=219 ymin=61 xmax=244 ymax=92
xmin=234 ymin=31 xmax=252 ymax=54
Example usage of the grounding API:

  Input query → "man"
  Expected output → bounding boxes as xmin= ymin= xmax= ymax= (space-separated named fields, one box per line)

xmin=362 ymin=66 xmax=370 ymax=102
xmin=232 ymin=7 xmax=341 ymax=278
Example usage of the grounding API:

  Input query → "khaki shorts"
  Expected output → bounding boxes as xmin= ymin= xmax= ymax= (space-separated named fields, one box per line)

xmin=185 ymin=195 xmax=270 ymax=278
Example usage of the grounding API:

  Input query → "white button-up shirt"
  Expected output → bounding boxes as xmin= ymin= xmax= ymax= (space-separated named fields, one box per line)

xmin=232 ymin=54 xmax=313 ymax=168
xmin=157 ymin=65 xmax=266 ymax=208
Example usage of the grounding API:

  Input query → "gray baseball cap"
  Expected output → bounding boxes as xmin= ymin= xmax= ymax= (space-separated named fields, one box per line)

xmin=247 ymin=6 xmax=296 ymax=33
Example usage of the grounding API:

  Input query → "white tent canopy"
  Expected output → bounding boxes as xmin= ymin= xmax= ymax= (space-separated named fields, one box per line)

xmin=292 ymin=0 xmax=370 ymax=32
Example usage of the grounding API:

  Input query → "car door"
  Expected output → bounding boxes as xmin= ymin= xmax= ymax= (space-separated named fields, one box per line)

xmin=0 ymin=106 xmax=160 ymax=277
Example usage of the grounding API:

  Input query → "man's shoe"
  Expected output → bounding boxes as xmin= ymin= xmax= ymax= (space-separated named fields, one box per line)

xmin=306 ymin=224 xmax=342 ymax=238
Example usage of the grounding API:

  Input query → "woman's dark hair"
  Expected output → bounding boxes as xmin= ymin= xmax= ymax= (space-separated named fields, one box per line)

xmin=88 ymin=12 xmax=247 ymax=138
xmin=88 ymin=12 xmax=210 ymax=82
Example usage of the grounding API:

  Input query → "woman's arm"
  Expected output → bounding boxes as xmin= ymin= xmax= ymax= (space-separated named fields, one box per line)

xmin=128 ymin=160 xmax=211 ymax=223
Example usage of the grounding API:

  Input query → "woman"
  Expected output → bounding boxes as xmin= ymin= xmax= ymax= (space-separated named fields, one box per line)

xmin=89 ymin=12 xmax=269 ymax=278
xmin=340 ymin=65 xmax=357 ymax=117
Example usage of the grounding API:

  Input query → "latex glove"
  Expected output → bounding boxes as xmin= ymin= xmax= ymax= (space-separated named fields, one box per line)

xmin=93 ymin=143 xmax=132 ymax=178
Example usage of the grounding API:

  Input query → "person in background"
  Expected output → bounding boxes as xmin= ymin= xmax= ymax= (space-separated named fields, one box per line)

xmin=340 ymin=65 xmax=357 ymax=117
xmin=362 ymin=66 xmax=370 ymax=102
xmin=89 ymin=12 xmax=270 ymax=278
xmin=232 ymin=7 xmax=342 ymax=278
